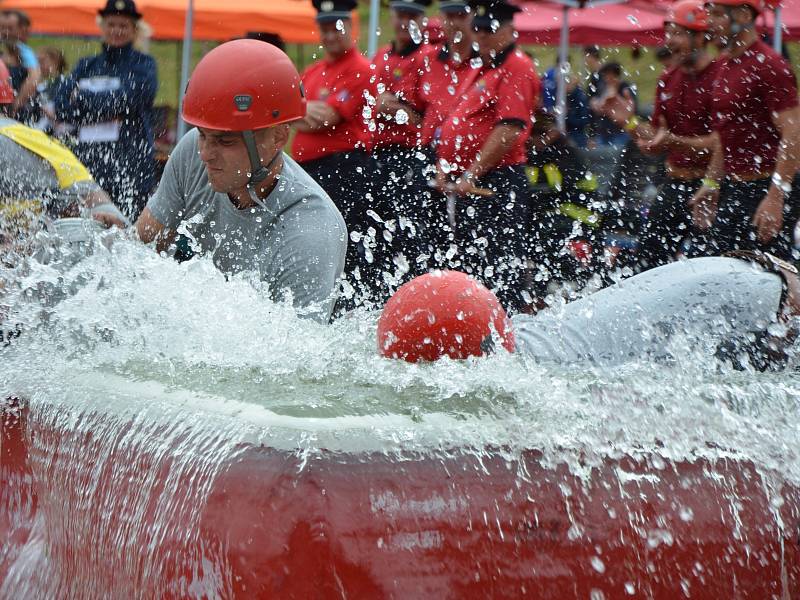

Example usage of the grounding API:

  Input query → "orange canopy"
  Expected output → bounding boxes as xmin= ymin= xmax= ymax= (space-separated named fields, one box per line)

xmin=10 ymin=0 xmax=346 ymax=43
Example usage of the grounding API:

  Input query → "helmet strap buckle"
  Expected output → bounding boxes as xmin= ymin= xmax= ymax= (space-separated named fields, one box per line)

xmin=242 ymin=129 xmax=283 ymax=209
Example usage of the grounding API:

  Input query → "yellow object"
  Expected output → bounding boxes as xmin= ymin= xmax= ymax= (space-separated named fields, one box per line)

xmin=701 ymin=177 xmax=720 ymax=190
xmin=543 ymin=163 xmax=563 ymax=191
xmin=0 ymin=124 xmax=93 ymax=189
xmin=576 ymin=172 xmax=599 ymax=193
xmin=526 ymin=163 xmax=564 ymax=191
xmin=625 ymin=116 xmax=640 ymax=131
xmin=559 ymin=202 xmax=601 ymax=228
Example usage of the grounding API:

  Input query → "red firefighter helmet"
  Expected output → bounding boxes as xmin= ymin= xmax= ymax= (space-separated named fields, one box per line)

xmin=705 ymin=0 xmax=764 ymax=13
xmin=377 ymin=271 xmax=516 ymax=363
xmin=666 ymin=0 xmax=710 ymax=30
xmin=182 ymin=39 xmax=306 ymax=131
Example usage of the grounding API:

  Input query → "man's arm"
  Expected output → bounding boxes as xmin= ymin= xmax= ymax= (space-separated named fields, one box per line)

xmin=453 ymin=123 xmax=524 ymax=195
xmin=752 ymin=106 xmax=800 ymax=243
xmin=688 ymin=133 xmax=724 ymax=230
xmin=135 ymin=207 xmax=174 ymax=252
xmin=12 ymin=66 xmax=39 ymax=115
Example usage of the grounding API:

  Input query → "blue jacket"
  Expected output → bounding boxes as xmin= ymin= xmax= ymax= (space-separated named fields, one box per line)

xmin=55 ymin=43 xmax=157 ymax=216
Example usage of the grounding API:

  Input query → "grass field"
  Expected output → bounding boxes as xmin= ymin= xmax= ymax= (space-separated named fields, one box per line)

xmin=25 ymin=6 xmax=800 ymax=111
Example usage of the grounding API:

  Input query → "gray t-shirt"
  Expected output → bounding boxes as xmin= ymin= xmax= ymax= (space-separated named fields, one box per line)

xmin=512 ymin=257 xmax=783 ymax=366
xmin=146 ymin=128 xmax=347 ymax=323
xmin=0 ymin=116 xmax=126 ymax=223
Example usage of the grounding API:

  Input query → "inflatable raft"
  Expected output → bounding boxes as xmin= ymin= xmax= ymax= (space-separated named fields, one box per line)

xmin=1 ymin=385 xmax=798 ymax=599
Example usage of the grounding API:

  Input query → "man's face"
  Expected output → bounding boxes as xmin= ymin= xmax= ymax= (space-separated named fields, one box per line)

xmin=442 ymin=11 xmax=472 ymax=50
xmin=100 ymin=15 xmax=137 ymax=48
xmin=197 ymin=126 xmax=288 ymax=194
xmin=704 ymin=2 xmax=753 ymax=43
xmin=391 ymin=9 xmax=423 ymax=46
xmin=601 ymin=71 xmax=620 ymax=89
xmin=664 ymin=22 xmax=694 ymax=57
xmin=0 ymin=13 xmax=20 ymax=43
xmin=319 ymin=19 xmax=352 ymax=58
xmin=473 ymin=22 xmax=513 ymax=62
xmin=584 ymin=53 xmax=601 ymax=72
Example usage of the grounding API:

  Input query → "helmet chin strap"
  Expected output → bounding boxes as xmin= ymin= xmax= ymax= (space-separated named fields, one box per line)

xmin=242 ymin=129 xmax=282 ymax=209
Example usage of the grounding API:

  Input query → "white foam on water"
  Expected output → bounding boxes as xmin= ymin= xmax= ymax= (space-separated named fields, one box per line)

xmin=1 ymin=230 xmax=799 ymax=597
xmin=1 ymin=233 xmax=799 ymax=473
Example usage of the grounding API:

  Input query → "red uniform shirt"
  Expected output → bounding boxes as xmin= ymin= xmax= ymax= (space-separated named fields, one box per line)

xmin=436 ymin=45 xmax=540 ymax=175
xmin=710 ymin=40 xmax=798 ymax=178
xmin=419 ymin=47 xmax=477 ymax=147
xmin=292 ymin=47 xmax=371 ymax=163
xmin=651 ymin=60 xmax=719 ymax=171
xmin=370 ymin=42 xmax=437 ymax=150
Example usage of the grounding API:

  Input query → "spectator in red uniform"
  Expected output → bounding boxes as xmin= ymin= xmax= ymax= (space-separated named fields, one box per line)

xmin=292 ymin=0 xmax=377 ymax=306
xmin=370 ymin=0 xmax=435 ymax=294
xmin=600 ymin=0 xmax=719 ymax=269
xmin=435 ymin=0 xmax=540 ymax=312
xmin=416 ymin=0 xmax=477 ymax=268
xmin=691 ymin=0 xmax=800 ymax=259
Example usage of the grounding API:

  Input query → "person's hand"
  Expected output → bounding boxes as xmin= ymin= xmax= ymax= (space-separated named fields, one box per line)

xmin=637 ymin=128 xmax=670 ymax=154
xmin=305 ymin=100 xmax=337 ymax=128
xmin=598 ymin=94 xmax=635 ymax=127
xmin=688 ymin=184 xmax=720 ymax=230
xmin=434 ymin=167 xmax=449 ymax=193
xmin=752 ymin=185 xmax=785 ymax=243
xmin=91 ymin=211 xmax=128 ymax=229
xmin=376 ymin=92 xmax=402 ymax=117
xmin=453 ymin=172 xmax=480 ymax=197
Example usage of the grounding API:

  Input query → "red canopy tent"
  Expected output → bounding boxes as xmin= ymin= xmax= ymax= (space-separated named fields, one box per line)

xmin=515 ymin=0 xmax=800 ymax=46
xmin=515 ymin=0 xmax=669 ymax=46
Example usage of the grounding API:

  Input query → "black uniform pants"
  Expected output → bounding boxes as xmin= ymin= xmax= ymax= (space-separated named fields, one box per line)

xmin=710 ymin=176 xmax=800 ymax=261
xmin=454 ymin=165 xmax=530 ymax=313
xmin=299 ymin=149 xmax=382 ymax=306
xmin=637 ymin=178 xmax=705 ymax=270
xmin=373 ymin=145 xmax=432 ymax=297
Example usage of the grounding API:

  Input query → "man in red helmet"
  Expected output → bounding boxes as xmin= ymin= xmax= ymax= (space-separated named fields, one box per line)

xmin=599 ymin=0 xmax=719 ymax=269
xmin=135 ymin=40 xmax=347 ymax=323
xmin=690 ymin=0 xmax=800 ymax=259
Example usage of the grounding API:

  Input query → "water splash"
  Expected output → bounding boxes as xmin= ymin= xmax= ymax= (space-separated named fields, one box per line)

xmin=1 ymin=230 xmax=799 ymax=596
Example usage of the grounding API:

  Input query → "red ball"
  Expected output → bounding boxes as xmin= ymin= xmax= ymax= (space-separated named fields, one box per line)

xmin=377 ymin=271 xmax=516 ymax=362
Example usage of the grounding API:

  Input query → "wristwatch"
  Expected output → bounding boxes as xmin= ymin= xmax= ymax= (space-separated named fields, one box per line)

xmin=772 ymin=173 xmax=793 ymax=195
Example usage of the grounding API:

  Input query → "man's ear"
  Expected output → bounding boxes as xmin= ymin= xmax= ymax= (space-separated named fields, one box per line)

xmin=272 ymin=124 xmax=290 ymax=151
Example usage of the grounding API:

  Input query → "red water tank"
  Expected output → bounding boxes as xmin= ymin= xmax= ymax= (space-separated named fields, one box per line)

xmin=1 ymin=397 xmax=798 ymax=598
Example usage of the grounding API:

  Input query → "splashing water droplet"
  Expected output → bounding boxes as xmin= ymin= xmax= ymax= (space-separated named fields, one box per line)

xmin=408 ymin=20 xmax=423 ymax=44
xmin=590 ymin=556 xmax=606 ymax=573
